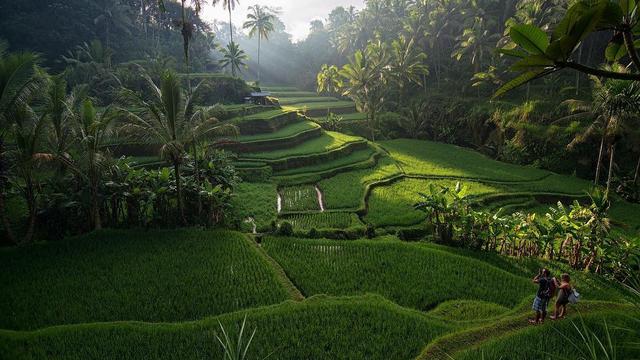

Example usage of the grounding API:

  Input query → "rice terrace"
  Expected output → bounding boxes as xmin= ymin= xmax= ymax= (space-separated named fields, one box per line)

xmin=1 ymin=0 xmax=640 ymax=359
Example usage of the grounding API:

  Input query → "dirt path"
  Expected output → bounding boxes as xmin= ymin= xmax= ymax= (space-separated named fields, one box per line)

xmin=315 ymin=185 xmax=325 ymax=212
xmin=415 ymin=301 xmax=629 ymax=360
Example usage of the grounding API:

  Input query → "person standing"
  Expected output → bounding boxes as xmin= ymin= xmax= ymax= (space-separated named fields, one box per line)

xmin=551 ymin=273 xmax=573 ymax=320
xmin=529 ymin=268 xmax=552 ymax=324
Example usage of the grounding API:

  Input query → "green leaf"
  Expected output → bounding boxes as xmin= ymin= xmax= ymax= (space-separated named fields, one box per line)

xmin=493 ymin=69 xmax=546 ymax=99
xmin=497 ymin=48 xmax=529 ymax=58
xmin=605 ymin=39 xmax=627 ymax=61
xmin=509 ymin=24 xmax=550 ymax=55
xmin=619 ymin=0 xmax=636 ymax=16
xmin=511 ymin=55 xmax=554 ymax=71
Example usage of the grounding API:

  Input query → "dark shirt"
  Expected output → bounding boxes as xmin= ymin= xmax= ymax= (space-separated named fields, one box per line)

xmin=537 ymin=276 xmax=550 ymax=299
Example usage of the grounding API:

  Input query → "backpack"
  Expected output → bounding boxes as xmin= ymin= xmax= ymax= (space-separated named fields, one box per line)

xmin=541 ymin=277 xmax=553 ymax=298
xmin=547 ymin=278 xmax=557 ymax=297
xmin=568 ymin=289 xmax=580 ymax=304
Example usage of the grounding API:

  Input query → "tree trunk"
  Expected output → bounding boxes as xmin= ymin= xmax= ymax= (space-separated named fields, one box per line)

xmin=174 ymin=161 xmax=186 ymax=225
xmin=0 ymin=137 xmax=16 ymax=245
xmin=89 ymin=151 xmax=102 ymax=230
xmin=193 ymin=143 xmax=202 ymax=221
xmin=229 ymin=7 xmax=233 ymax=44
xmin=575 ymin=46 xmax=582 ymax=95
xmin=606 ymin=142 xmax=615 ymax=194
xmin=368 ymin=110 xmax=376 ymax=142
xmin=595 ymin=134 xmax=605 ymax=185
xmin=181 ymin=0 xmax=192 ymax=94
xmin=257 ymin=35 xmax=261 ymax=84
xmin=634 ymin=154 xmax=640 ymax=184
xmin=23 ymin=176 xmax=36 ymax=244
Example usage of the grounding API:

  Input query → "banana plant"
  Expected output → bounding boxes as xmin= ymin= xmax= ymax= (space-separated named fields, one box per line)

xmin=496 ymin=0 xmax=640 ymax=98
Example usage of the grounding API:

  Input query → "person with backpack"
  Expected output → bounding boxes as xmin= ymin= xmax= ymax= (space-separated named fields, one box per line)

xmin=551 ymin=273 xmax=578 ymax=320
xmin=529 ymin=268 xmax=552 ymax=324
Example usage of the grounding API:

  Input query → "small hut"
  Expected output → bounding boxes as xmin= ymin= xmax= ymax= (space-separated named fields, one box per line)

xmin=245 ymin=91 xmax=272 ymax=105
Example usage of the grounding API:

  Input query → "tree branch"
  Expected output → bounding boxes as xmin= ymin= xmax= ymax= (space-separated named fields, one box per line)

xmin=622 ymin=29 xmax=640 ymax=71
xmin=557 ymin=61 xmax=640 ymax=81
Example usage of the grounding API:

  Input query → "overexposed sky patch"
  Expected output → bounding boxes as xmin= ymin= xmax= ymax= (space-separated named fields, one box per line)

xmin=201 ymin=0 xmax=365 ymax=42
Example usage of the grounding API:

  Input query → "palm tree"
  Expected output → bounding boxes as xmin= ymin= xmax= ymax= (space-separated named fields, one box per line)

xmin=44 ymin=76 xmax=88 ymax=172
xmin=559 ymin=75 xmax=640 ymax=192
xmin=119 ymin=70 xmax=237 ymax=224
xmin=7 ymin=104 xmax=51 ymax=244
xmin=388 ymin=36 xmax=428 ymax=106
xmin=72 ymin=100 xmax=120 ymax=230
xmin=339 ymin=42 xmax=389 ymax=141
xmin=212 ymin=0 xmax=240 ymax=44
xmin=452 ymin=16 xmax=499 ymax=74
xmin=156 ymin=0 xmax=206 ymax=92
xmin=219 ymin=42 xmax=248 ymax=77
xmin=93 ymin=0 xmax=133 ymax=49
xmin=316 ymin=64 xmax=341 ymax=96
xmin=243 ymin=5 xmax=275 ymax=84
xmin=0 ymin=47 xmax=43 ymax=245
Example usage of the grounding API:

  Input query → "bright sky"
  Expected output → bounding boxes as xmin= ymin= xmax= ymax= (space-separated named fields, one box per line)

xmin=201 ymin=0 xmax=365 ymax=42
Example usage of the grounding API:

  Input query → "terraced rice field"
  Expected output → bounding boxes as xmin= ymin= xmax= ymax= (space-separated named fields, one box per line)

xmin=365 ymin=178 xmax=505 ymax=226
xmin=263 ymin=236 xmax=536 ymax=309
xmin=278 ymin=96 xmax=338 ymax=105
xmin=283 ymin=212 xmax=364 ymax=230
xmin=0 ymin=295 xmax=454 ymax=360
xmin=319 ymin=156 xmax=403 ymax=210
xmin=236 ymin=120 xmax=320 ymax=142
xmin=275 ymin=146 xmax=378 ymax=178
xmin=242 ymin=131 xmax=363 ymax=160
xmin=280 ymin=185 xmax=320 ymax=212
xmin=0 ymin=229 xmax=290 ymax=330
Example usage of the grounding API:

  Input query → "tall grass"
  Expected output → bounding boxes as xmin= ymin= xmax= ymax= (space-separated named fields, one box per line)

xmin=0 ymin=229 xmax=290 ymax=330
xmin=454 ymin=311 xmax=640 ymax=360
xmin=0 ymin=295 xmax=453 ymax=360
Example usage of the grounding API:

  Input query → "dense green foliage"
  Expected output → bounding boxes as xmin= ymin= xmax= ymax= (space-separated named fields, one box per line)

xmin=0 ymin=229 xmax=290 ymax=330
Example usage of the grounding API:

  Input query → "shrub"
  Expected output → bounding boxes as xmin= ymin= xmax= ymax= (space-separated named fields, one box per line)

xmin=278 ymin=221 xmax=294 ymax=236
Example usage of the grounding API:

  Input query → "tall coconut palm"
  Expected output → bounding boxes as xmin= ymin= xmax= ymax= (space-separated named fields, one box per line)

xmin=212 ymin=0 xmax=240 ymax=44
xmin=71 ymin=100 xmax=120 ymax=230
xmin=44 ymin=76 xmax=88 ymax=172
xmin=559 ymin=74 xmax=640 ymax=192
xmin=339 ymin=42 xmax=389 ymax=141
xmin=388 ymin=36 xmax=428 ymax=106
xmin=243 ymin=5 xmax=275 ymax=84
xmin=157 ymin=0 xmax=206 ymax=92
xmin=7 ymin=104 xmax=51 ymax=244
xmin=119 ymin=70 xmax=237 ymax=224
xmin=219 ymin=42 xmax=248 ymax=77
xmin=0 ymin=47 xmax=43 ymax=245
